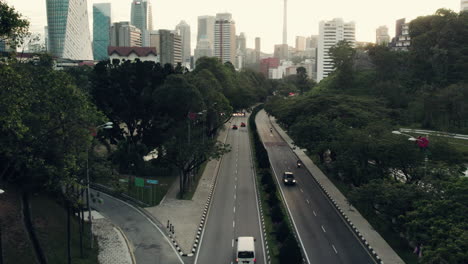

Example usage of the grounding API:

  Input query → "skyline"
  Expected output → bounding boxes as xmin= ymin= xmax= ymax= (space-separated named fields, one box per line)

xmin=5 ymin=0 xmax=461 ymax=54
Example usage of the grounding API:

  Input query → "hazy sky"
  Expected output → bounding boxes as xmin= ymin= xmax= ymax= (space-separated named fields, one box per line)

xmin=5 ymin=0 xmax=461 ymax=53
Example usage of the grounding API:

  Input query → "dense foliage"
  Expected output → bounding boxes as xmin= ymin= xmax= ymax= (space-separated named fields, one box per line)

xmin=265 ymin=9 xmax=468 ymax=264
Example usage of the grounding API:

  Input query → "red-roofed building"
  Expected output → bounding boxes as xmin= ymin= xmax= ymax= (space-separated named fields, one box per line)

xmin=108 ymin=46 xmax=158 ymax=63
xmin=260 ymin=57 xmax=279 ymax=78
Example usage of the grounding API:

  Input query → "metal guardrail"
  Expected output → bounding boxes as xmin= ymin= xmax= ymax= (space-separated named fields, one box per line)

xmin=400 ymin=128 xmax=468 ymax=140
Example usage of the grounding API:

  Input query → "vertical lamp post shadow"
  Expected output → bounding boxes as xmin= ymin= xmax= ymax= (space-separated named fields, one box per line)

xmin=87 ymin=122 xmax=113 ymax=249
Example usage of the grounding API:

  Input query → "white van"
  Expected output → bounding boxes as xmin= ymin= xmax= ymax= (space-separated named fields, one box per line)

xmin=236 ymin=236 xmax=256 ymax=263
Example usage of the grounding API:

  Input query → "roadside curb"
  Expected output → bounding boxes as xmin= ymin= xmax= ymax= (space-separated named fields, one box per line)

xmin=114 ymin=225 xmax=137 ymax=264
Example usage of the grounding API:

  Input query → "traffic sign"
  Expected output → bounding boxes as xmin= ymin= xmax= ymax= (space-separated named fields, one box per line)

xmin=146 ymin=179 xmax=159 ymax=184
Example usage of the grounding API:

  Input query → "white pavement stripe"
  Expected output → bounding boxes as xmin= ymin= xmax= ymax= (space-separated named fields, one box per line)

xmin=234 ymin=193 xmax=236 ymax=200
xmin=306 ymin=199 xmax=310 ymax=204
xmin=313 ymin=211 xmax=317 ymax=216
xmin=233 ymin=221 xmax=235 ymax=228
xmin=300 ymin=188 xmax=303 ymax=193
xmin=332 ymin=244 xmax=338 ymax=254
xmin=233 ymin=207 xmax=236 ymax=213
xmin=232 ymin=239 xmax=234 ymax=247
xmin=321 ymin=225 xmax=326 ymax=233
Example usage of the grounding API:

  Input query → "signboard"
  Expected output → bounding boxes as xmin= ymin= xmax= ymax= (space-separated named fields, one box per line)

xmin=119 ymin=179 xmax=128 ymax=183
xmin=135 ymin=177 xmax=145 ymax=187
xmin=146 ymin=179 xmax=159 ymax=184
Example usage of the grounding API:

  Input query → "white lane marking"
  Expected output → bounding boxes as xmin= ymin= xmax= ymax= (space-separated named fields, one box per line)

xmin=321 ymin=225 xmax=326 ymax=233
xmin=306 ymin=199 xmax=310 ymax=204
xmin=233 ymin=221 xmax=235 ymax=228
xmin=234 ymin=193 xmax=236 ymax=200
xmin=332 ymin=244 xmax=338 ymax=254
xmin=300 ymin=188 xmax=303 ymax=193
xmin=236 ymin=170 xmax=238 ymax=174
xmin=313 ymin=211 xmax=317 ymax=216
xmin=233 ymin=207 xmax=236 ymax=213
xmin=235 ymin=177 xmax=237 ymax=181
xmin=232 ymin=239 xmax=234 ymax=247
xmin=234 ymin=185 xmax=237 ymax=190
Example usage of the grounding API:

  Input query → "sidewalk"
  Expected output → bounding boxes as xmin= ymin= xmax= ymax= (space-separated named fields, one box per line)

xmin=266 ymin=110 xmax=405 ymax=264
xmin=90 ymin=211 xmax=135 ymax=264
xmin=145 ymin=125 xmax=229 ymax=254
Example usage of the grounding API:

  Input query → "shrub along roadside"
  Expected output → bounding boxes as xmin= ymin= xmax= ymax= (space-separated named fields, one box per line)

xmin=248 ymin=105 xmax=302 ymax=264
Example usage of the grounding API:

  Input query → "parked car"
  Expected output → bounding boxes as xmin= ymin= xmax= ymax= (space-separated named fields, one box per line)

xmin=282 ymin=172 xmax=296 ymax=185
xmin=240 ymin=122 xmax=246 ymax=127
xmin=232 ymin=124 xmax=238 ymax=130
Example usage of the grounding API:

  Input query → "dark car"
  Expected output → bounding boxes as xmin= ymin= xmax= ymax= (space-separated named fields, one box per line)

xmin=240 ymin=122 xmax=246 ymax=127
xmin=282 ymin=172 xmax=296 ymax=185
xmin=232 ymin=125 xmax=238 ymax=130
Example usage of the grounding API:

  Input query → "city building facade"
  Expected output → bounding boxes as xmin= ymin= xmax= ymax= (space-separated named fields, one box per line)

xmin=197 ymin=15 xmax=215 ymax=49
xmin=462 ymin=0 xmax=468 ymax=12
xmin=175 ymin=20 xmax=191 ymax=67
xmin=255 ymin=37 xmax=261 ymax=62
xmin=260 ymin=57 xmax=280 ymax=77
xmin=194 ymin=37 xmax=213 ymax=64
xmin=93 ymin=3 xmax=111 ymax=61
xmin=108 ymin=46 xmax=158 ymax=62
xmin=131 ymin=0 xmax=153 ymax=46
xmin=391 ymin=18 xmax=410 ymax=51
xmin=110 ymin=22 xmax=142 ymax=47
xmin=376 ymin=25 xmax=390 ymax=45
xmin=46 ymin=0 xmax=93 ymax=60
xmin=317 ymin=18 xmax=355 ymax=82
xmin=295 ymin=36 xmax=306 ymax=51
xmin=214 ymin=13 xmax=236 ymax=64
xmin=156 ymin=30 xmax=182 ymax=66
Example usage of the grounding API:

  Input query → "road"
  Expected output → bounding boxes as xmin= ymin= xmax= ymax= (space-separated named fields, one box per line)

xmin=195 ymin=117 xmax=266 ymax=264
xmin=90 ymin=189 xmax=184 ymax=264
xmin=256 ymin=111 xmax=375 ymax=264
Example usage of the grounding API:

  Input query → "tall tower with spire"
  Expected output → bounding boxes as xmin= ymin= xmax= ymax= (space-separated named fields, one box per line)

xmin=283 ymin=0 xmax=288 ymax=45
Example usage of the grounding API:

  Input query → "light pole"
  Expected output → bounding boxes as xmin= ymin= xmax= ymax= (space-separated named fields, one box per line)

xmin=392 ymin=130 xmax=429 ymax=177
xmin=86 ymin=122 xmax=113 ymax=248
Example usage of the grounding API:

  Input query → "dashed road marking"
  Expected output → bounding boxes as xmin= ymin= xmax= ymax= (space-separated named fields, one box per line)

xmin=332 ymin=245 xmax=338 ymax=254
xmin=233 ymin=221 xmax=235 ymax=228
xmin=306 ymin=199 xmax=310 ymax=204
xmin=233 ymin=207 xmax=236 ymax=213
xmin=300 ymin=188 xmax=303 ymax=193
xmin=313 ymin=210 xmax=317 ymax=216
xmin=321 ymin=225 xmax=326 ymax=233
xmin=232 ymin=239 xmax=234 ymax=248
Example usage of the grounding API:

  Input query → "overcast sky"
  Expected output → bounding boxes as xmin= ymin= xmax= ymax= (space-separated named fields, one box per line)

xmin=5 ymin=0 xmax=461 ymax=54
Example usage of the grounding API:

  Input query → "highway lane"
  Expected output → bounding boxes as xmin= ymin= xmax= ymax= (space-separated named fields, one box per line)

xmin=195 ymin=118 xmax=266 ymax=264
xmin=90 ymin=189 xmax=184 ymax=264
xmin=256 ymin=111 xmax=375 ymax=264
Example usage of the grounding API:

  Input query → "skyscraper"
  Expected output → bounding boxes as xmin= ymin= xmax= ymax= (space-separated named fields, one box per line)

xmin=255 ymin=37 xmax=261 ymax=62
xmin=110 ymin=22 xmax=142 ymax=47
xmin=93 ymin=3 xmax=111 ymax=61
xmin=157 ymin=30 xmax=182 ymax=66
xmin=462 ymin=0 xmax=468 ymax=12
xmin=131 ymin=0 xmax=153 ymax=46
xmin=214 ymin=13 xmax=236 ymax=64
xmin=376 ymin=26 xmax=390 ymax=45
xmin=176 ymin=21 xmax=191 ymax=67
xmin=317 ymin=18 xmax=355 ymax=82
xmin=46 ymin=0 xmax=93 ymax=60
xmin=197 ymin=15 xmax=215 ymax=50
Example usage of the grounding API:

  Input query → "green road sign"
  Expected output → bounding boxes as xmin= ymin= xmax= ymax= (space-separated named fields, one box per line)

xmin=135 ymin=177 xmax=144 ymax=187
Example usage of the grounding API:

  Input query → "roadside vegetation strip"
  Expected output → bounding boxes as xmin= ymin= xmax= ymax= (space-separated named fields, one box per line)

xmin=248 ymin=105 xmax=302 ymax=264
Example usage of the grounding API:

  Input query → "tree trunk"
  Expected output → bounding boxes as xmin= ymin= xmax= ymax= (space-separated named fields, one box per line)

xmin=67 ymin=201 xmax=71 ymax=264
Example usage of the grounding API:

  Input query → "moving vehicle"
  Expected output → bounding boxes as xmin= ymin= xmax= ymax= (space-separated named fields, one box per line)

xmin=241 ymin=122 xmax=246 ymax=127
xmin=232 ymin=124 xmax=238 ymax=130
xmin=282 ymin=172 xmax=296 ymax=185
xmin=236 ymin=236 xmax=256 ymax=263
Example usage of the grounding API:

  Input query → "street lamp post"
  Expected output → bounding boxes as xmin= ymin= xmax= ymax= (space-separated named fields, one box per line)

xmin=86 ymin=122 xmax=113 ymax=249
xmin=0 ymin=189 xmax=4 ymax=264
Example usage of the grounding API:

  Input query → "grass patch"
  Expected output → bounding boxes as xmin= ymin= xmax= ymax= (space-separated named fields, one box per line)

xmin=30 ymin=193 xmax=99 ymax=264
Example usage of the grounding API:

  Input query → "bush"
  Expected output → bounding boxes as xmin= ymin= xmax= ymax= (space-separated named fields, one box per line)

xmin=275 ymin=221 xmax=291 ymax=243
xmin=270 ymin=204 xmax=284 ymax=223
xmin=279 ymin=235 xmax=303 ymax=264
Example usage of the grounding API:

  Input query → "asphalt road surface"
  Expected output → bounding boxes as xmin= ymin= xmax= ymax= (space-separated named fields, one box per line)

xmin=90 ymin=189 xmax=184 ymax=264
xmin=195 ymin=118 xmax=266 ymax=264
xmin=256 ymin=112 xmax=375 ymax=264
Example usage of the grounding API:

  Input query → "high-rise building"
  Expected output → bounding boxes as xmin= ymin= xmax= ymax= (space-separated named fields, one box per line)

xmin=214 ymin=13 xmax=236 ymax=64
xmin=296 ymin=36 xmax=306 ymax=51
xmin=462 ymin=0 xmax=468 ymax=12
xmin=197 ymin=16 xmax=215 ymax=50
xmin=274 ymin=44 xmax=289 ymax=60
xmin=176 ymin=20 xmax=191 ymax=67
xmin=376 ymin=26 xmax=390 ymax=45
xmin=255 ymin=37 xmax=261 ymax=62
xmin=306 ymin=35 xmax=318 ymax=49
xmin=154 ymin=30 xmax=182 ymax=66
xmin=131 ymin=0 xmax=153 ymax=46
xmin=317 ymin=18 xmax=355 ymax=82
xmin=110 ymin=22 xmax=142 ymax=47
xmin=391 ymin=19 xmax=410 ymax=51
xmin=93 ymin=3 xmax=111 ymax=61
xmin=46 ymin=0 xmax=93 ymax=60
xmin=236 ymin=32 xmax=247 ymax=69
xmin=194 ymin=37 xmax=213 ymax=64
xmin=237 ymin=33 xmax=247 ymax=52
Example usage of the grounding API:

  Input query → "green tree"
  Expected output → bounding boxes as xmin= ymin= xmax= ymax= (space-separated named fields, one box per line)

xmin=328 ymin=40 xmax=356 ymax=89
xmin=0 ymin=2 xmax=30 ymax=48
